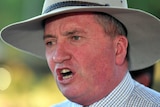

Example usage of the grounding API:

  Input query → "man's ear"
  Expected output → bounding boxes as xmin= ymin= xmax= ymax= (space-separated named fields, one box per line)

xmin=114 ymin=36 xmax=128 ymax=65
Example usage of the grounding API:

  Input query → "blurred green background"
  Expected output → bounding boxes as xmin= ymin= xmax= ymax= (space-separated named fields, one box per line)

xmin=0 ymin=0 xmax=160 ymax=107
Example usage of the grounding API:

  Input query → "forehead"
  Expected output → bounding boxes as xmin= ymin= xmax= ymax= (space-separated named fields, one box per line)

xmin=44 ymin=12 xmax=107 ymax=38
xmin=44 ymin=12 xmax=97 ymax=25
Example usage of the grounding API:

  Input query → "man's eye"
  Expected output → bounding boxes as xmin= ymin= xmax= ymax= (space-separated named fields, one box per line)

xmin=46 ymin=41 xmax=52 ymax=46
xmin=71 ymin=36 xmax=81 ymax=41
xmin=45 ymin=41 xmax=56 ymax=46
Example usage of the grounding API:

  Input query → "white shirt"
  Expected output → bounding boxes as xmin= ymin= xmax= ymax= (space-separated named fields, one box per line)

xmin=51 ymin=72 xmax=160 ymax=107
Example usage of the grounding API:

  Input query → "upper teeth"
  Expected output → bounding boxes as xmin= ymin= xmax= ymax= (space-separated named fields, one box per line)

xmin=61 ymin=69 xmax=70 ymax=73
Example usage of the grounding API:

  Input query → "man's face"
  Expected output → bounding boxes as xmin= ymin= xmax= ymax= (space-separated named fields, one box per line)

xmin=44 ymin=13 xmax=126 ymax=104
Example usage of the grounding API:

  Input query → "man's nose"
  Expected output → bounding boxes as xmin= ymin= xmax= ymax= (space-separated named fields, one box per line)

xmin=52 ymin=43 xmax=71 ymax=63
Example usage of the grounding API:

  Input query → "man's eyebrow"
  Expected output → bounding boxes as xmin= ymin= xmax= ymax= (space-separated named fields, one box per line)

xmin=43 ymin=34 xmax=56 ymax=40
xmin=63 ymin=29 xmax=86 ymax=36
xmin=64 ymin=30 xmax=77 ymax=36
xmin=43 ymin=29 xmax=86 ymax=40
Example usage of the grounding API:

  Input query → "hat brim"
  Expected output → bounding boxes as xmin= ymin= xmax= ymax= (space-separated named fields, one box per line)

xmin=1 ymin=6 xmax=160 ymax=71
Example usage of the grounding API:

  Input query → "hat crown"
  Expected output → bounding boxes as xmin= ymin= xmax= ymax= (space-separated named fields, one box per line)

xmin=42 ymin=0 xmax=128 ymax=14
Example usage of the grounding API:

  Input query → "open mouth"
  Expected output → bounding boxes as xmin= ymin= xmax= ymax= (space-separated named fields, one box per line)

xmin=60 ymin=69 xmax=73 ymax=80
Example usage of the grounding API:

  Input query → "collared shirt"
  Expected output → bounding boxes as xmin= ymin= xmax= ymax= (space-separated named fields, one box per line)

xmin=51 ymin=72 xmax=160 ymax=107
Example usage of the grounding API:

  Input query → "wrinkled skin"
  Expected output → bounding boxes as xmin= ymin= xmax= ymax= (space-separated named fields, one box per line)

xmin=44 ymin=13 xmax=128 ymax=105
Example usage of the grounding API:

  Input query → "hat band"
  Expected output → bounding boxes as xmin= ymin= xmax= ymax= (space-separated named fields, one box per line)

xmin=43 ymin=1 xmax=109 ymax=14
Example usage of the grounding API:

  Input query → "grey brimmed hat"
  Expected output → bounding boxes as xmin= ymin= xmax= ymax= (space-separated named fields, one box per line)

xmin=0 ymin=0 xmax=160 ymax=71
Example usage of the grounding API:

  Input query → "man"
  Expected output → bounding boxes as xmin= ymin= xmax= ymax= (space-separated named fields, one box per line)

xmin=1 ymin=0 xmax=160 ymax=107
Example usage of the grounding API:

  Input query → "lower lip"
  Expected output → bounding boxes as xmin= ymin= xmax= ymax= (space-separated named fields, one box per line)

xmin=57 ymin=74 xmax=74 ymax=84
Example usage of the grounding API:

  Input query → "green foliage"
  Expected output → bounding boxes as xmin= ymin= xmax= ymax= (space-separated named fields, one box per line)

xmin=128 ymin=0 xmax=160 ymax=18
xmin=0 ymin=0 xmax=43 ymax=29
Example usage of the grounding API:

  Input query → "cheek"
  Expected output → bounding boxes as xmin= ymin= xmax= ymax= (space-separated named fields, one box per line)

xmin=78 ymin=45 xmax=115 ymax=78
